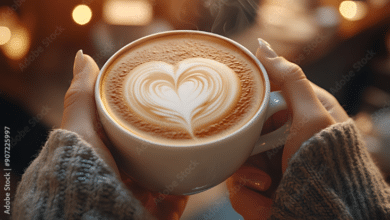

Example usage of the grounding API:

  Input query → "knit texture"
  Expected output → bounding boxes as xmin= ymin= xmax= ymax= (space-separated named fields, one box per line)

xmin=270 ymin=119 xmax=390 ymax=219
xmin=11 ymin=129 xmax=155 ymax=220
xmin=11 ymin=120 xmax=390 ymax=219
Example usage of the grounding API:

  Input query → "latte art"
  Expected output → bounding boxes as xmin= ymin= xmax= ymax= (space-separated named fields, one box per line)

xmin=101 ymin=33 xmax=265 ymax=143
xmin=123 ymin=58 xmax=241 ymax=137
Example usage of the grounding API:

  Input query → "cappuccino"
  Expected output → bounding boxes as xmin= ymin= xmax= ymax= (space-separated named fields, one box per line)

xmin=100 ymin=32 xmax=264 ymax=145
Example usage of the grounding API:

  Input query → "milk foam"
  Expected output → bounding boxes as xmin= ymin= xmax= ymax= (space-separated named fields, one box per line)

xmin=123 ymin=58 xmax=241 ymax=137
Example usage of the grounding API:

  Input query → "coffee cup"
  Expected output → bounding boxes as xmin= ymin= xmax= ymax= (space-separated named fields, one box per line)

xmin=95 ymin=30 xmax=289 ymax=195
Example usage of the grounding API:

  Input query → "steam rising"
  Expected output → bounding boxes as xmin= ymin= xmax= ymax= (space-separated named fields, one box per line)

xmin=204 ymin=0 xmax=259 ymax=35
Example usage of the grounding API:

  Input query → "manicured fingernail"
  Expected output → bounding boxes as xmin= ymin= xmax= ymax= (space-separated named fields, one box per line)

xmin=234 ymin=166 xmax=272 ymax=191
xmin=258 ymin=38 xmax=278 ymax=58
xmin=73 ymin=49 xmax=86 ymax=76
xmin=237 ymin=175 xmax=269 ymax=191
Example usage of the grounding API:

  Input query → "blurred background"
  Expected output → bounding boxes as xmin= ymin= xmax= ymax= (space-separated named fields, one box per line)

xmin=1 ymin=0 xmax=390 ymax=217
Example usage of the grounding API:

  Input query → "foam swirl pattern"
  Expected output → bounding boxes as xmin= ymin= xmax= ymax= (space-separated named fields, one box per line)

xmin=123 ymin=58 xmax=241 ymax=137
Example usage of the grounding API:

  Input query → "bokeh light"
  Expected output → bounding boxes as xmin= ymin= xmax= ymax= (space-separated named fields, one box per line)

xmin=72 ymin=4 xmax=92 ymax=25
xmin=0 ymin=26 xmax=12 ymax=45
xmin=103 ymin=0 xmax=153 ymax=26
xmin=2 ymin=26 xmax=30 ymax=60
xmin=339 ymin=1 xmax=368 ymax=21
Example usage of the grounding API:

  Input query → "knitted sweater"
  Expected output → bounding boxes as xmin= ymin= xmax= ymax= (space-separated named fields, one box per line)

xmin=270 ymin=119 xmax=390 ymax=219
xmin=11 ymin=130 xmax=155 ymax=220
xmin=11 ymin=119 xmax=390 ymax=219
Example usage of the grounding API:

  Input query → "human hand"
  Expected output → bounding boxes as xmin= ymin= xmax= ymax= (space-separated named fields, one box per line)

xmin=255 ymin=38 xmax=343 ymax=172
xmin=61 ymin=50 xmax=188 ymax=220
xmin=227 ymin=39 xmax=350 ymax=219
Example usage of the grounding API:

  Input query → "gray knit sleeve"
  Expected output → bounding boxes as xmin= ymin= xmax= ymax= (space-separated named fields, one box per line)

xmin=11 ymin=129 xmax=155 ymax=220
xmin=270 ymin=119 xmax=390 ymax=219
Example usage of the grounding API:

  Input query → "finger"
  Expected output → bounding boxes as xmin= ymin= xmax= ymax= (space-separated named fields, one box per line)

xmin=121 ymin=171 xmax=188 ymax=220
xmin=226 ymin=177 xmax=272 ymax=220
xmin=230 ymin=165 xmax=272 ymax=192
xmin=121 ymin=175 xmax=152 ymax=206
xmin=256 ymin=39 xmax=335 ymax=172
xmin=256 ymin=39 xmax=329 ymax=121
xmin=151 ymin=194 xmax=189 ymax=220
xmin=310 ymin=82 xmax=350 ymax=123
xmin=61 ymin=50 xmax=100 ymax=131
xmin=61 ymin=50 xmax=119 ymax=175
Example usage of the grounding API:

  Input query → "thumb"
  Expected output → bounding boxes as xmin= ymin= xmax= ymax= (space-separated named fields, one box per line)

xmin=256 ymin=39 xmax=327 ymax=119
xmin=255 ymin=39 xmax=335 ymax=172
xmin=61 ymin=50 xmax=120 ymax=176
xmin=61 ymin=50 xmax=100 ymax=133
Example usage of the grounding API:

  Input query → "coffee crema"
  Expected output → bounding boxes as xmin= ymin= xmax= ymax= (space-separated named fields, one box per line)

xmin=101 ymin=33 xmax=265 ymax=144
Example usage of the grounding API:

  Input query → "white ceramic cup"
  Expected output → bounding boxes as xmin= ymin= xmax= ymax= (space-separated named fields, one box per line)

xmin=95 ymin=30 xmax=290 ymax=195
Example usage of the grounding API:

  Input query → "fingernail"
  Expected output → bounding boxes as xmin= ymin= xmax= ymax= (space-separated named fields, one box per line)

xmin=258 ymin=38 xmax=278 ymax=59
xmin=234 ymin=166 xmax=272 ymax=191
xmin=238 ymin=175 xmax=268 ymax=191
xmin=73 ymin=49 xmax=86 ymax=76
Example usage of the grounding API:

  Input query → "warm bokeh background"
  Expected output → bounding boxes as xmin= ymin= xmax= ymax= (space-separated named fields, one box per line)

xmin=1 ymin=0 xmax=390 ymax=218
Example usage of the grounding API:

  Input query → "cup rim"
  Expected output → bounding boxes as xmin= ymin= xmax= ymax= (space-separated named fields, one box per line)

xmin=95 ymin=30 xmax=271 ymax=148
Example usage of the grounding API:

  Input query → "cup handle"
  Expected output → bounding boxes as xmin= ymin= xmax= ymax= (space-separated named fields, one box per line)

xmin=250 ymin=91 xmax=291 ymax=156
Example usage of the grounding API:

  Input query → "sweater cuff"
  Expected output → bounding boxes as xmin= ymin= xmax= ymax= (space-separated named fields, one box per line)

xmin=271 ymin=119 xmax=390 ymax=219
xmin=12 ymin=129 xmax=154 ymax=220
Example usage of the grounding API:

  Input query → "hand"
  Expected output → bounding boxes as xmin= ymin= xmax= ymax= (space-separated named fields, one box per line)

xmin=61 ymin=50 xmax=188 ymax=220
xmin=227 ymin=39 xmax=349 ymax=219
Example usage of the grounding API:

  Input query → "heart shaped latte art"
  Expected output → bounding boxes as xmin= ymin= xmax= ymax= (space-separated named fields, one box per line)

xmin=123 ymin=58 xmax=241 ymax=137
